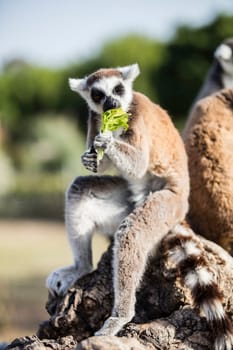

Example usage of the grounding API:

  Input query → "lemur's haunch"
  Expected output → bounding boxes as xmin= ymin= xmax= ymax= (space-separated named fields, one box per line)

xmin=184 ymin=88 xmax=233 ymax=257
xmin=46 ymin=64 xmax=190 ymax=336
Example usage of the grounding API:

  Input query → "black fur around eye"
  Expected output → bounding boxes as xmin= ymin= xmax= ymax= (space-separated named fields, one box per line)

xmin=91 ymin=88 xmax=105 ymax=103
xmin=113 ymin=83 xmax=125 ymax=96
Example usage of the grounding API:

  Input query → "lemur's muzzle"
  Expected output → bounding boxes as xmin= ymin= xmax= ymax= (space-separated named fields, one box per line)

xmin=103 ymin=97 xmax=120 ymax=111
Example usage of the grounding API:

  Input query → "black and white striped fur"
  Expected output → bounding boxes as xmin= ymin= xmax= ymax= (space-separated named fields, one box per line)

xmin=162 ymin=223 xmax=233 ymax=350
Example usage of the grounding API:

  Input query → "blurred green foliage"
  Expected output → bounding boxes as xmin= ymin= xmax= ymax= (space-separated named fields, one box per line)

xmin=0 ymin=14 xmax=232 ymax=218
xmin=155 ymin=14 xmax=233 ymax=118
xmin=19 ymin=115 xmax=85 ymax=174
xmin=1 ymin=14 xmax=233 ymax=142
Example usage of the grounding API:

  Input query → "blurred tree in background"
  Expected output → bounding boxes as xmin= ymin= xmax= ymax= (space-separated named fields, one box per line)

xmin=0 ymin=14 xmax=232 ymax=219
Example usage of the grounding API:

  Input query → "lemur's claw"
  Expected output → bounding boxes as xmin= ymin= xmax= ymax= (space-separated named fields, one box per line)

xmin=81 ymin=150 xmax=98 ymax=173
xmin=46 ymin=265 xmax=81 ymax=296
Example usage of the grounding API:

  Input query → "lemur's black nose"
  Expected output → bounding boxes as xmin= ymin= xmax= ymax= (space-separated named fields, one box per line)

xmin=103 ymin=97 xmax=120 ymax=111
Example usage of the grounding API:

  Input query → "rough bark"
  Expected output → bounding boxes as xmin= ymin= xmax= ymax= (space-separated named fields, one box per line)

xmin=7 ymin=236 xmax=233 ymax=350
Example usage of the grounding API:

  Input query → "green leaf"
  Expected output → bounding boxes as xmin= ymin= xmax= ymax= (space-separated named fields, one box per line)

xmin=97 ymin=108 xmax=130 ymax=161
xmin=101 ymin=108 xmax=130 ymax=133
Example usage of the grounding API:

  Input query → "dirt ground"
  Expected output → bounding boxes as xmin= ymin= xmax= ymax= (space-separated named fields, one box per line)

xmin=0 ymin=220 xmax=108 ymax=343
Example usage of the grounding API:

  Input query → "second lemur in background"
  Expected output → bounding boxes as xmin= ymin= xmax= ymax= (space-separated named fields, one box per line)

xmin=196 ymin=38 xmax=233 ymax=101
xmin=183 ymin=38 xmax=233 ymax=137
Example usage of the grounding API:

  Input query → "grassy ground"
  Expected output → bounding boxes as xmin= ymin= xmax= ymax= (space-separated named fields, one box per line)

xmin=0 ymin=220 xmax=108 ymax=343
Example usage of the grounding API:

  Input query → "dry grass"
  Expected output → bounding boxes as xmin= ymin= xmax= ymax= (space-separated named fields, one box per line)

xmin=0 ymin=220 xmax=108 ymax=343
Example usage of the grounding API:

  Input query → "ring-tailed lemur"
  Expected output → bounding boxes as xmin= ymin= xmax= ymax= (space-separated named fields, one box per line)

xmin=182 ymin=39 xmax=233 ymax=255
xmin=46 ymin=63 xmax=190 ymax=336
xmin=183 ymin=38 xmax=233 ymax=138
xmin=46 ymin=65 xmax=233 ymax=347
xmin=162 ymin=223 xmax=233 ymax=350
xmin=195 ymin=38 xmax=233 ymax=103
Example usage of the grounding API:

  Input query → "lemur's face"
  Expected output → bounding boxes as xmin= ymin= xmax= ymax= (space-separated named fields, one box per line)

xmin=214 ymin=39 xmax=233 ymax=75
xmin=69 ymin=64 xmax=140 ymax=114
xmin=88 ymin=76 xmax=130 ymax=114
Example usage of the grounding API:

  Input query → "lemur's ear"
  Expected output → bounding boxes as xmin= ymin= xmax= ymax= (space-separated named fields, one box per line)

xmin=68 ymin=78 xmax=88 ymax=97
xmin=214 ymin=44 xmax=232 ymax=61
xmin=118 ymin=63 xmax=140 ymax=82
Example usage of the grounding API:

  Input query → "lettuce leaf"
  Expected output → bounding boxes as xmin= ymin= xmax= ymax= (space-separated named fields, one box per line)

xmin=97 ymin=108 xmax=130 ymax=161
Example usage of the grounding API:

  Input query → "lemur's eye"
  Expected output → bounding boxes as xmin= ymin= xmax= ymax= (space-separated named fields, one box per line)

xmin=113 ymin=83 xmax=125 ymax=96
xmin=91 ymin=88 xmax=105 ymax=103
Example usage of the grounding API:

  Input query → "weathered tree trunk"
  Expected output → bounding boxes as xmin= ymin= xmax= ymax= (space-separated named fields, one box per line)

xmin=7 ymin=235 xmax=233 ymax=350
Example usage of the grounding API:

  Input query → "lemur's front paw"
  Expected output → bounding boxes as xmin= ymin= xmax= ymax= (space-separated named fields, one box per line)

xmin=81 ymin=149 xmax=98 ymax=173
xmin=46 ymin=265 xmax=81 ymax=296
xmin=94 ymin=131 xmax=113 ymax=151
xmin=94 ymin=316 xmax=131 ymax=336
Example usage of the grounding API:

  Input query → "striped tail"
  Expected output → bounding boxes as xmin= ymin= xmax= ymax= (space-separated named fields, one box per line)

xmin=162 ymin=223 xmax=233 ymax=350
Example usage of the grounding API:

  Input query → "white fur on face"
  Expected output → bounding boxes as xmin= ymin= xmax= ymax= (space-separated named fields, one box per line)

xmin=215 ymin=44 xmax=232 ymax=61
xmin=87 ymin=76 xmax=133 ymax=114
xmin=214 ymin=44 xmax=233 ymax=76
xmin=68 ymin=64 xmax=140 ymax=114
xmin=221 ymin=60 xmax=233 ymax=77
